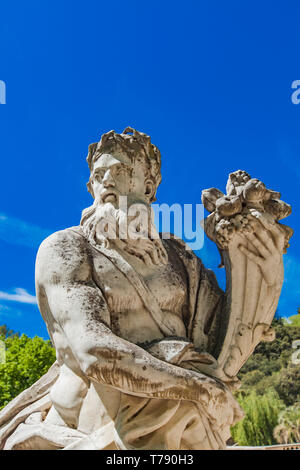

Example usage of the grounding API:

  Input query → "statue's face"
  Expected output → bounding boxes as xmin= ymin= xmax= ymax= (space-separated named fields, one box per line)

xmin=90 ymin=153 xmax=151 ymax=207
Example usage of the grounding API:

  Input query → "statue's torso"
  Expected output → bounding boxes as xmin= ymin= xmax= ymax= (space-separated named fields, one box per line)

xmin=91 ymin=240 xmax=189 ymax=344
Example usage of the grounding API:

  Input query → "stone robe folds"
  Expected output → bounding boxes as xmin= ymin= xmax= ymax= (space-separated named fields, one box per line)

xmin=0 ymin=229 xmax=241 ymax=450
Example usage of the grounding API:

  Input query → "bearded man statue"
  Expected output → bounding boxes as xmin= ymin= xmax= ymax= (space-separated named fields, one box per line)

xmin=0 ymin=127 xmax=292 ymax=450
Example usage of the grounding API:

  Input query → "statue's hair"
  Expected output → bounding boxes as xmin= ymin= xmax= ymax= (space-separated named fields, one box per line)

xmin=86 ymin=127 xmax=162 ymax=203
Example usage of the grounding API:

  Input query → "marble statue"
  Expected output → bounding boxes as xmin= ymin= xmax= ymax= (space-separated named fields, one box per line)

xmin=0 ymin=128 xmax=293 ymax=450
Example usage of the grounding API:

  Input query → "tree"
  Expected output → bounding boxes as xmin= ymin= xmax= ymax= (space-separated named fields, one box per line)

xmin=238 ymin=318 xmax=300 ymax=385
xmin=274 ymin=364 xmax=300 ymax=406
xmin=0 ymin=332 xmax=56 ymax=410
xmin=231 ymin=390 xmax=285 ymax=446
xmin=231 ymin=317 xmax=300 ymax=445
xmin=0 ymin=325 xmax=18 ymax=338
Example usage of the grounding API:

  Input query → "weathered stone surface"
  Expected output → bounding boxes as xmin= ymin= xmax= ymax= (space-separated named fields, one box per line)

xmin=0 ymin=129 xmax=292 ymax=450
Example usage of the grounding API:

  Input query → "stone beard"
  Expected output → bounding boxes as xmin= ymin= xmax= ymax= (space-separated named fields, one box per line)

xmin=80 ymin=199 xmax=168 ymax=267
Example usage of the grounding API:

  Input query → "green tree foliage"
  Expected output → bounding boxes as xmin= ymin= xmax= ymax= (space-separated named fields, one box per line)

xmin=287 ymin=313 xmax=300 ymax=327
xmin=274 ymin=364 xmax=300 ymax=406
xmin=231 ymin=390 xmax=285 ymax=446
xmin=239 ymin=319 xmax=300 ymax=381
xmin=0 ymin=324 xmax=18 ymax=338
xmin=238 ymin=319 xmax=300 ymax=406
xmin=0 ymin=332 xmax=56 ymax=410
xmin=231 ymin=317 xmax=300 ymax=445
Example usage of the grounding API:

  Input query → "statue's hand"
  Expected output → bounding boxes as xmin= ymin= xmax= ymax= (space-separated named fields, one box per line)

xmin=238 ymin=215 xmax=285 ymax=287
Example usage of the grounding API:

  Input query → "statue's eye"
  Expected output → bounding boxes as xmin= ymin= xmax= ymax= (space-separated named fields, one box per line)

xmin=94 ymin=170 xmax=105 ymax=182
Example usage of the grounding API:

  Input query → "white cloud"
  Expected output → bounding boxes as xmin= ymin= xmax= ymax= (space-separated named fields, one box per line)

xmin=0 ymin=288 xmax=37 ymax=305
xmin=0 ymin=213 xmax=52 ymax=249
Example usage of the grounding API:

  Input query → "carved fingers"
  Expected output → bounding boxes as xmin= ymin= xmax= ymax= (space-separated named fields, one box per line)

xmin=238 ymin=221 xmax=283 ymax=286
xmin=238 ymin=243 xmax=263 ymax=267
xmin=249 ymin=211 xmax=286 ymax=253
xmin=248 ymin=232 xmax=273 ymax=258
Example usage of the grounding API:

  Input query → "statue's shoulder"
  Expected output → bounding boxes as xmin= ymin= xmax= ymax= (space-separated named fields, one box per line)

xmin=38 ymin=226 xmax=86 ymax=252
xmin=36 ymin=226 xmax=91 ymax=282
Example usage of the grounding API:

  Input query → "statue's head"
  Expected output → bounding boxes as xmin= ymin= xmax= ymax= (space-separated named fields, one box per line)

xmin=86 ymin=127 xmax=161 ymax=206
xmin=81 ymin=128 xmax=168 ymax=265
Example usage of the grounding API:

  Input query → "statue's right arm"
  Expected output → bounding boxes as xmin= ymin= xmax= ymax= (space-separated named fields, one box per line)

xmin=35 ymin=229 xmax=224 ymax=406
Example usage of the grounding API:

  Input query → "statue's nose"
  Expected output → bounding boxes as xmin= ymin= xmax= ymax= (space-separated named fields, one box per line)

xmin=103 ymin=170 xmax=115 ymax=187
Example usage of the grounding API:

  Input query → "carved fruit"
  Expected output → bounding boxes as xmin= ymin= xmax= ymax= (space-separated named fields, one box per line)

xmin=264 ymin=189 xmax=281 ymax=201
xmin=215 ymin=195 xmax=242 ymax=217
xmin=243 ymin=179 xmax=267 ymax=203
xmin=201 ymin=188 xmax=224 ymax=213
xmin=226 ymin=170 xmax=251 ymax=196
xmin=264 ymin=199 xmax=292 ymax=221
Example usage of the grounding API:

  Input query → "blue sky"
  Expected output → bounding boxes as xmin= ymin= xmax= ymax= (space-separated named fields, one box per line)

xmin=1 ymin=1 xmax=300 ymax=338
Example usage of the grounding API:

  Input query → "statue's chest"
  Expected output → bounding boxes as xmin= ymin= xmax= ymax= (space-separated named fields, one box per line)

xmin=91 ymin=252 xmax=187 ymax=315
